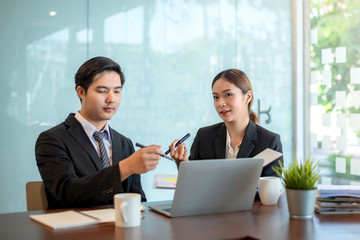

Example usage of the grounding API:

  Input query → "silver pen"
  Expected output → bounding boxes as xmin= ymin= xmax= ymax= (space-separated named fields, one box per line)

xmin=135 ymin=142 xmax=174 ymax=161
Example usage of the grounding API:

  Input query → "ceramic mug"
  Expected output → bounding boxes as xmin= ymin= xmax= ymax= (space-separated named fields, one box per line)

xmin=114 ymin=193 xmax=141 ymax=228
xmin=258 ymin=176 xmax=284 ymax=205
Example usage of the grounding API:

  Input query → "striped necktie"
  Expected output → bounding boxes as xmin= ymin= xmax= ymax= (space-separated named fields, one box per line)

xmin=93 ymin=131 xmax=110 ymax=168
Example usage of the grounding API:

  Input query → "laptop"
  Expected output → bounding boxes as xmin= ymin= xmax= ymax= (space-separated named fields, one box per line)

xmin=148 ymin=158 xmax=264 ymax=217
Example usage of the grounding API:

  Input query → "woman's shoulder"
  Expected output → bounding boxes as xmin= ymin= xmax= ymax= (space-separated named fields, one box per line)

xmin=197 ymin=122 xmax=225 ymax=134
xmin=253 ymin=122 xmax=280 ymax=139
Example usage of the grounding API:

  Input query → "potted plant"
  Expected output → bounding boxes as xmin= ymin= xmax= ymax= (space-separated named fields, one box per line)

xmin=273 ymin=157 xmax=320 ymax=220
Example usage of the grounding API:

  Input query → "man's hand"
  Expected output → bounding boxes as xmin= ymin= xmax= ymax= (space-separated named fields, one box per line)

xmin=119 ymin=145 xmax=162 ymax=181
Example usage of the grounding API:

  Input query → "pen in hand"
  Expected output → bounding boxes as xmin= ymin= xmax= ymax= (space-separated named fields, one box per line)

xmin=135 ymin=143 xmax=174 ymax=161
xmin=165 ymin=133 xmax=191 ymax=155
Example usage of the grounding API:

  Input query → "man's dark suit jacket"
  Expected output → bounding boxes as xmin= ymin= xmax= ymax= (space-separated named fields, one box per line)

xmin=189 ymin=120 xmax=283 ymax=177
xmin=35 ymin=113 xmax=146 ymax=209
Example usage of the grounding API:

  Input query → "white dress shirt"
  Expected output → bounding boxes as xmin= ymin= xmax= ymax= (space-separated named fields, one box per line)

xmin=225 ymin=129 xmax=242 ymax=159
xmin=75 ymin=111 xmax=113 ymax=165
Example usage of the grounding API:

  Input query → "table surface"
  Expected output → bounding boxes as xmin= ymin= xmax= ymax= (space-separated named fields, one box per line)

xmin=1 ymin=195 xmax=360 ymax=240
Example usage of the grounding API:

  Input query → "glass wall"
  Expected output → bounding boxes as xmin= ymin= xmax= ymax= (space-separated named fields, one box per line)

xmin=0 ymin=0 xmax=87 ymax=213
xmin=0 ymin=0 xmax=292 ymax=213
xmin=309 ymin=0 xmax=360 ymax=185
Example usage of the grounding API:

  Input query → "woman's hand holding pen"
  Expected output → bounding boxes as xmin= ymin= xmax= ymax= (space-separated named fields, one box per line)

xmin=169 ymin=140 xmax=188 ymax=162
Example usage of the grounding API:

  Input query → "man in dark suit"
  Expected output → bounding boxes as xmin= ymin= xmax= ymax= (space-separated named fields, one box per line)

xmin=35 ymin=57 xmax=162 ymax=209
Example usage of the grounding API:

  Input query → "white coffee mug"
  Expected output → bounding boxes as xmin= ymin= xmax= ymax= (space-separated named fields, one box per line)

xmin=114 ymin=193 xmax=141 ymax=228
xmin=258 ymin=176 xmax=284 ymax=205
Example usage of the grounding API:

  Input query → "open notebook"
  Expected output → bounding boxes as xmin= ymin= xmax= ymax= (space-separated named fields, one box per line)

xmin=31 ymin=209 xmax=116 ymax=230
xmin=30 ymin=210 xmax=101 ymax=230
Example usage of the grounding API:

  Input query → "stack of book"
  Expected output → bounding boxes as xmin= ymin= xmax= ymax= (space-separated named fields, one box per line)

xmin=316 ymin=184 xmax=360 ymax=215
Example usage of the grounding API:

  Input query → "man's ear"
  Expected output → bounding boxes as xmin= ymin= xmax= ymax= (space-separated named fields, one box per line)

xmin=76 ymin=86 xmax=85 ymax=101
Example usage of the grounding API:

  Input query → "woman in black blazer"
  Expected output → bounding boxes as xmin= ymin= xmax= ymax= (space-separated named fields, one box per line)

xmin=169 ymin=69 xmax=283 ymax=177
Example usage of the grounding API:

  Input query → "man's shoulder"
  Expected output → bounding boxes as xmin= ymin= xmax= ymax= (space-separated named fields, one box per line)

xmin=41 ymin=121 xmax=64 ymax=133
xmin=38 ymin=114 xmax=76 ymax=138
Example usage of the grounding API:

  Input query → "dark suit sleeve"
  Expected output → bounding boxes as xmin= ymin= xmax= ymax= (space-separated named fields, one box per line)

xmin=261 ymin=133 xmax=283 ymax=177
xmin=36 ymin=130 xmax=125 ymax=209
xmin=119 ymin=141 xmax=147 ymax=202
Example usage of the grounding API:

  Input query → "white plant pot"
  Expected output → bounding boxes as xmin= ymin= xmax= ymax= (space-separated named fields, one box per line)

xmin=286 ymin=189 xmax=317 ymax=220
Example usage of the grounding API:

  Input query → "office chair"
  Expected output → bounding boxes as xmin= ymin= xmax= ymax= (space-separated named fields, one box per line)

xmin=25 ymin=181 xmax=48 ymax=211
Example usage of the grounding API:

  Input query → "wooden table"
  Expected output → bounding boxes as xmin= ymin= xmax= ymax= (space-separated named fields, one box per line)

xmin=1 ymin=195 xmax=360 ymax=240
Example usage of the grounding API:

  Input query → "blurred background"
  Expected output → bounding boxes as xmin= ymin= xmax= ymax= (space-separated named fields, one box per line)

xmin=3 ymin=0 xmax=358 ymax=214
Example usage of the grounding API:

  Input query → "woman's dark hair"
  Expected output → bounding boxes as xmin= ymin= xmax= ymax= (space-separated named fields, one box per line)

xmin=75 ymin=56 xmax=125 ymax=98
xmin=212 ymin=69 xmax=259 ymax=124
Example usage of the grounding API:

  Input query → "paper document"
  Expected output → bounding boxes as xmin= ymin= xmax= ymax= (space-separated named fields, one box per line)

xmin=30 ymin=210 xmax=99 ymax=230
xmin=252 ymin=148 xmax=283 ymax=167
xmin=315 ymin=207 xmax=360 ymax=215
xmin=318 ymin=184 xmax=360 ymax=198
xmin=155 ymin=174 xmax=177 ymax=189
xmin=80 ymin=208 xmax=115 ymax=223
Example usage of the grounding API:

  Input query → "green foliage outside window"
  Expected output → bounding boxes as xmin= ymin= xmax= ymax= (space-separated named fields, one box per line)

xmin=311 ymin=0 xmax=360 ymax=183
xmin=311 ymin=0 xmax=360 ymax=113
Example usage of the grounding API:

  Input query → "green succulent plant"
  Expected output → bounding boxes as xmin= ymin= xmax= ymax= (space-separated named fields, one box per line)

xmin=273 ymin=157 xmax=320 ymax=190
